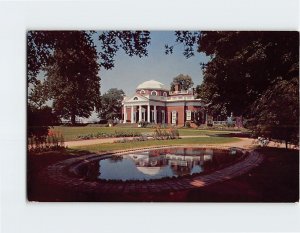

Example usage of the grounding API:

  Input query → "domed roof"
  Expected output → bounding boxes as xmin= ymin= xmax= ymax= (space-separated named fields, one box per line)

xmin=136 ymin=80 xmax=168 ymax=91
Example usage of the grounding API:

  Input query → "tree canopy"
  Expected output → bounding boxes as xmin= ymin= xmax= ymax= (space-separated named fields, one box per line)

xmin=170 ymin=74 xmax=194 ymax=91
xmin=167 ymin=31 xmax=299 ymax=117
xmin=167 ymin=31 xmax=299 ymax=144
xmin=249 ymin=77 xmax=299 ymax=148
xmin=44 ymin=31 xmax=100 ymax=124
xmin=99 ymin=88 xmax=125 ymax=121
xmin=27 ymin=30 xmax=151 ymax=85
xmin=27 ymin=30 xmax=151 ymax=125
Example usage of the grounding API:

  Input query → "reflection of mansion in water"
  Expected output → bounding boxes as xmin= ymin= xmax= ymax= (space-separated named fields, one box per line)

xmin=122 ymin=80 xmax=207 ymax=127
xmin=127 ymin=148 xmax=214 ymax=176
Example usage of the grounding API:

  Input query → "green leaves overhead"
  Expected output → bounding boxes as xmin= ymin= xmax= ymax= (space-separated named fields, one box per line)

xmin=27 ymin=30 xmax=151 ymax=85
xmin=98 ymin=31 xmax=150 ymax=70
xmin=169 ymin=31 xmax=299 ymax=116
xmin=27 ymin=30 xmax=151 ymax=124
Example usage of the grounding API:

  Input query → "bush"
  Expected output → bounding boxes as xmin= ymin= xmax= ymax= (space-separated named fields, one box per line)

xmin=77 ymin=130 xmax=142 ymax=140
xmin=138 ymin=120 xmax=148 ymax=128
xmin=185 ymin=121 xmax=191 ymax=128
xmin=153 ymin=126 xmax=180 ymax=140
xmin=28 ymin=130 xmax=65 ymax=153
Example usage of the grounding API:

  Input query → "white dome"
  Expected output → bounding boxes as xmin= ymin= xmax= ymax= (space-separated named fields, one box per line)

xmin=136 ymin=80 xmax=168 ymax=91
xmin=136 ymin=166 xmax=162 ymax=176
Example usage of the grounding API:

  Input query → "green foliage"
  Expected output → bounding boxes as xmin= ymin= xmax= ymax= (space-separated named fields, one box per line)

xmin=138 ymin=120 xmax=149 ymax=128
xmin=249 ymin=78 xmax=299 ymax=147
xmin=27 ymin=31 xmax=151 ymax=85
xmin=42 ymin=31 xmax=101 ymax=125
xmin=99 ymin=88 xmax=125 ymax=120
xmin=27 ymin=104 xmax=59 ymax=141
xmin=27 ymin=31 xmax=151 ymax=125
xmin=28 ymin=131 xmax=65 ymax=153
xmin=168 ymin=31 xmax=299 ymax=118
xmin=77 ymin=130 xmax=142 ymax=140
xmin=28 ymin=80 xmax=49 ymax=109
xmin=170 ymin=74 xmax=194 ymax=91
xmin=185 ymin=121 xmax=191 ymax=128
xmin=153 ymin=127 xmax=180 ymax=140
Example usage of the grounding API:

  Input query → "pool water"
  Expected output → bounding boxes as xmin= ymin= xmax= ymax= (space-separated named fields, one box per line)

xmin=82 ymin=148 xmax=243 ymax=181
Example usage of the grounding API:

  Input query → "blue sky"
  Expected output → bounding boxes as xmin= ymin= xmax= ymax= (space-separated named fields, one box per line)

xmin=95 ymin=31 xmax=210 ymax=95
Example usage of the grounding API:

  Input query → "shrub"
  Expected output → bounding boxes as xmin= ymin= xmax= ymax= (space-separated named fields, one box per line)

xmin=153 ymin=126 xmax=180 ymax=140
xmin=138 ymin=120 xmax=148 ymax=128
xmin=28 ymin=131 xmax=65 ymax=153
xmin=185 ymin=121 xmax=191 ymax=128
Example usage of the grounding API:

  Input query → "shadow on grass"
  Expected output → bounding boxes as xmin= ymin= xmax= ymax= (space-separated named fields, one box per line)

xmin=213 ymin=132 xmax=252 ymax=138
xmin=185 ymin=147 xmax=299 ymax=202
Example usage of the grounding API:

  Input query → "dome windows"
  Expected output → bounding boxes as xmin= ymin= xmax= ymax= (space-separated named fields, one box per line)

xmin=151 ymin=90 xmax=158 ymax=96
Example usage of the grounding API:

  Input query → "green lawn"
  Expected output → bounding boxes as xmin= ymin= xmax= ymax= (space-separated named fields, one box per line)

xmin=54 ymin=125 xmax=241 ymax=141
xmin=53 ymin=126 xmax=152 ymax=141
xmin=71 ymin=136 xmax=241 ymax=153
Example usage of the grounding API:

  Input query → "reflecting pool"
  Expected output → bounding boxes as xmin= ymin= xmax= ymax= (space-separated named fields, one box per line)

xmin=82 ymin=148 xmax=243 ymax=181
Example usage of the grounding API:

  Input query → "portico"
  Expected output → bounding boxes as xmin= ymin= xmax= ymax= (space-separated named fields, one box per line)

xmin=123 ymin=103 xmax=160 ymax=124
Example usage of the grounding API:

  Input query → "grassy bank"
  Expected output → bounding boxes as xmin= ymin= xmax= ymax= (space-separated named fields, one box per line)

xmin=71 ymin=136 xmax=241 ymax=153
xmin=53 ymin=125 xmax=241 ymax=141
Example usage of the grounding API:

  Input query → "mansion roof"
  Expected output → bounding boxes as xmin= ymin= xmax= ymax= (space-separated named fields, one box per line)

xmin=123 ymin=79 xmax=204 ymax=106
xmin=136 ymin=80 xmax=168 ymax=91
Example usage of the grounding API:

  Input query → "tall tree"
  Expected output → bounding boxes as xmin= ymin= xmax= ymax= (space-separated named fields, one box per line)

xmin=27 ymin=31 xmax=151 ymax=124
xmin=167 ymin=31 xmax=299 ymax=145
xmin=44 ymin=32 xmax=100 ymax=124
xmin=99 ymin=88 xmax=125 ymax=121
xmin=170 ymin=74 xmax=194 ymax=91
xmin=167 ymin=31 xmax=299 ymax=117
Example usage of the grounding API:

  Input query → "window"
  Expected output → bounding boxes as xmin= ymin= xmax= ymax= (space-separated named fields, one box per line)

xmin=186 ymin=110 xmax=191 ymax=120
xmin=151 ymin=90 xmax=157 ymax=96
xmin=133 ymin=97 xmax=138 ymax=100
xmin=161 ymin=110 xmax=165 ymax=124
xmin=163 ymin=92 xmax=167 ymax=97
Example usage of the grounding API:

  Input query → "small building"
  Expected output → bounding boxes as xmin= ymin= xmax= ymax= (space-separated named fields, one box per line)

xmin=122 ymin=80 xmax=207 ymax=127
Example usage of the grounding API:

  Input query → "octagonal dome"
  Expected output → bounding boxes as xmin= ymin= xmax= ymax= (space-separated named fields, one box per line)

xmin=136 ymin=80 xmax=168 ymax=91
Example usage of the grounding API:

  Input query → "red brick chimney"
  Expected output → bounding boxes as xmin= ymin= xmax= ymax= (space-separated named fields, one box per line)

xmin=174 ymin=82 xmax=181 ymax=92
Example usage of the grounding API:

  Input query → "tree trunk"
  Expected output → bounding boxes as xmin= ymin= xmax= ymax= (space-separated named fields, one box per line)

xmin=71 ymin=114 xmax=76 ymax=125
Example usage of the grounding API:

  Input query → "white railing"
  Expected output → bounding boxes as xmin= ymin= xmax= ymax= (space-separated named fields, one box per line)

xmin=169 ymin=90 xmax=192 ymax=95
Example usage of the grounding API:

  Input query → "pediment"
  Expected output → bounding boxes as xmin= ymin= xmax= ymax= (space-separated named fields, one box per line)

xmin=124 ymin=94 xmax=149 ymax=103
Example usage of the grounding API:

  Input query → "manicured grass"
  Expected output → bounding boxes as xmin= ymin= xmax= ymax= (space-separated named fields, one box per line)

xmin=71 ymin=136 xmax=241 ymax=153
xmin=54 ymin=125 xmax=241 ymax=141
xmin=177 ymin=129 xmax=239 ymax=136
xmin=53 ymin=126 xmax=153 ymax=141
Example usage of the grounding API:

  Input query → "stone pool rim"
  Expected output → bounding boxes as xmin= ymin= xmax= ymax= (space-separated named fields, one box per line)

xmin=44 ymin=145 xmax=263 ymax=194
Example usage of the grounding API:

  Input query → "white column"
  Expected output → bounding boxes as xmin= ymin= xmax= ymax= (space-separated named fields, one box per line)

xmin=131 ymin=105 xmax=134 ymax=123
xmin=123 ymin=105 xmax=127 ymax=123
xmin=154 ymin=105 xmax=157 ymax=123
xmin=147 ymin=104 xmax=151 ymax=123
xmin=139 ymin=105 xmax=142 ymax=122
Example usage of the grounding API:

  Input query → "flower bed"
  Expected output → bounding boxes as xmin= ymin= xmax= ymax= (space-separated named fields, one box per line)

xmin=77 ymin=130 xmax=142 ymax=140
